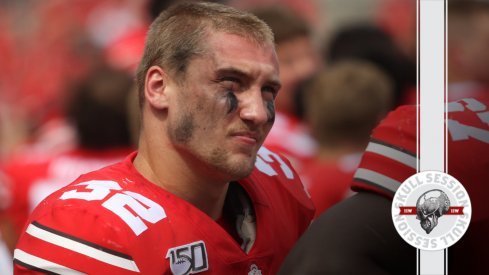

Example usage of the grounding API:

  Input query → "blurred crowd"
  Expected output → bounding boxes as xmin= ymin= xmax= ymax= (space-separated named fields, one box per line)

xmin=5 ymin=0 xmax=488 ymax=273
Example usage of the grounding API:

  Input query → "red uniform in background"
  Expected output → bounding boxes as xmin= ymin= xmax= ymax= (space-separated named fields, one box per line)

xmin=279 ymin=97 xmax=489 ymax=274
xmin=349 ymin=97 xmax=489 ymax=274
xmin=264 ymin=112 xmax=317 ymax=172
xmin=301 ymin=154 xmax=360 ymax=218
xmin=14 ymin=148 xmax=314 ymax=274
xmin=352 ymin=97 xmax=489 ymax=223
xmin=3 ymin=148 xmax=131 ymax=239
xmin=351 ymin=103 xmax=417 ymax=198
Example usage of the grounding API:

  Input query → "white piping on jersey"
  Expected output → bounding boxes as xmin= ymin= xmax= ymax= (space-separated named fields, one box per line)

xmin=365 ymin=142 xmax=417 ymax=169
xmin=354 ymin=168 xmax=402 ymax=193
xmin=14 ymin=249 xmax=86 ymax=275
xmin=25 ymin=223 xmax=140 ymax=273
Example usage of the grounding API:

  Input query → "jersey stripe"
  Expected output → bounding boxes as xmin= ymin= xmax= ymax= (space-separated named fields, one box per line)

xmin=14 ymin=249 xmax=86 ymax=275
xmin=353 ymin=168 xmax=402 ymax=193
xmin=25 ymin=222 xmax=140 ymax=273
xmin=365 ymin=140 xmax=417 ymax=169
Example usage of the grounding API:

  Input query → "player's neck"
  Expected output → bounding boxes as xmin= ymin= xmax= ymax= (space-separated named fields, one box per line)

xmin=134 ymin=137 xmax=229 ymax=220
xmin=316 ymin=144 xmax=364 ymax=161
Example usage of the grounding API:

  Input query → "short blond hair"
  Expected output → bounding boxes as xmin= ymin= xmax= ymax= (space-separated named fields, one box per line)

xmin=136 ymin=2 xmax=274 ymax=108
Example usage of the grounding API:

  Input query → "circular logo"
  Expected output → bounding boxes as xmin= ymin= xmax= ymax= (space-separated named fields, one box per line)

xmin=391 ymin=170 xmax=471 ymax=251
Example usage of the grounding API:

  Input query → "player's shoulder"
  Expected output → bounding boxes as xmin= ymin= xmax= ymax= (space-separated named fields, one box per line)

xmin=15 ymin=161 xmax=172 ymax=273
xmin=372 ymin=104 xmax=417 ymax=146
xmin=351 ymin=104 xmax=418 ymax=198
xmin=352 ymin=97 xmax=489 ymax=198
xmin=30 ymin=159 xmax=167 ymax=234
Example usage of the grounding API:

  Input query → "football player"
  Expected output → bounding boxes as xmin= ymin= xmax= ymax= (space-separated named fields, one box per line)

xmin=14 ymin=2 xmax=314 ymax=274
xmin=279 ymin=97 xmax=489 ymax=274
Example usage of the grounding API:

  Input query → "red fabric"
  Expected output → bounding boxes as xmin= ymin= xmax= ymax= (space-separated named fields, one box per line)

xmin=14 ymin=149 xmax=314 ymax=274
xmin=352 ymin=96 xmax=489 ymax=221
xmin=104 ymin=27 xmax=146 ymax=73
xmin=3 ymin=147 xmax=132 ymax=238
xmin=301 ymin=155 xmax=360 ymax=218
xmin=264 ymin=112 xmax=317 ymax=172
xmin=400 ymin=84 xmax=489 ymax=106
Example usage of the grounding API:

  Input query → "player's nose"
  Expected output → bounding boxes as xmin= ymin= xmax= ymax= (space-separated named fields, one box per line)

xmin=239 ymin=89 xmax=269 ymax=126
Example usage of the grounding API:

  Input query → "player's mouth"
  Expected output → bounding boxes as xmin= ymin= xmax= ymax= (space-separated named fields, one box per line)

xmin=230 ymin=131 xmax=260 ymax=146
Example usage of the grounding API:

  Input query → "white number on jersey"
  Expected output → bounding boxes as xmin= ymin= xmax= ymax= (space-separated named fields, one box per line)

xmin=60 ymin=180 xmax=166 ymax=235
xmin=447 ymin=98 xmax=489 ymax=144
xmin=255 ymin=147 xmax=294 ymax=179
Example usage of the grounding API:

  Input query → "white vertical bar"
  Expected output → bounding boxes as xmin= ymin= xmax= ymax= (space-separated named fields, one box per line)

xmin=418 ymin=0 xmax=446 ymax=274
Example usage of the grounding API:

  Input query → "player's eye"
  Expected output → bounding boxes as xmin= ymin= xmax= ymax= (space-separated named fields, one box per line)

xmin=218 ymin=76 xmax=242 ymax=93
xmin=262 ymin=86 xmax=278 ymax=100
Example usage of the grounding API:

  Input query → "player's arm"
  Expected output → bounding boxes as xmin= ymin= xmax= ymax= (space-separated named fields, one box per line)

xmin=14 ymin=210 xmax=141 ymax=275
xmin=278 ymin=192 xmax=416 ymax=275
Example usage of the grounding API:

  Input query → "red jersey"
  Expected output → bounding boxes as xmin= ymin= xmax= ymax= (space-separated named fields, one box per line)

xmin=301 ymin=154 xmax=360 ymax=218
xmin=352 ymin=97 xmax=489 ymax=221
xmin=3 ymin=148 xmax=132 ymax=238
xmin=13 ymin=147 xmax=314 ymax=274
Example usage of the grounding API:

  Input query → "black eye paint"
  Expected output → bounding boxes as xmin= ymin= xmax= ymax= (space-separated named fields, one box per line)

xmin=266 ymin=101 xmax=275 ymax=123
xmin=226 ymin=91 xmax=238 ymax=114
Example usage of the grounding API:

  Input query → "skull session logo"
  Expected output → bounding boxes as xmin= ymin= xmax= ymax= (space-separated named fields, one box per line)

xmin=416 ymin=190 xmax=451 ymax=234
xmin=391 ymin=171 xmax=471 ymax=250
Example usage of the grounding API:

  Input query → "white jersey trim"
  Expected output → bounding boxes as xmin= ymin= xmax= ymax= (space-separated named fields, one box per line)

xmin=354 ymin=168 xmax=402 ymax=193
xmin=25 ymin=222 xmax=140 ymax=272
xmin=365 ymin=142 xmax=417 ymax=169
xmin=14 ymin=249 xmax=86 ymax=275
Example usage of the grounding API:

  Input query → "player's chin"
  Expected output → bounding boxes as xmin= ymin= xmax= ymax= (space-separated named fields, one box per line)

xmin=226 ymin=156 xmax=256 ymax=179
xmin=231 ymin=164 xmax=255 ymax=180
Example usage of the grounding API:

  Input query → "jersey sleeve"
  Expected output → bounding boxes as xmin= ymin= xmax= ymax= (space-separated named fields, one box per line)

xmin=13 ymin=177 xmax=169 ymax=275
xmin=14 ymin=198 xmax=140 ymax=274
xmin=351 ymin=105 xmax=418 ymax=198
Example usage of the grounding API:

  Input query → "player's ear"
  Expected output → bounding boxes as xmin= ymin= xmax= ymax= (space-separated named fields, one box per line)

xmin=144 ymin=65 xmax=171 ymax=109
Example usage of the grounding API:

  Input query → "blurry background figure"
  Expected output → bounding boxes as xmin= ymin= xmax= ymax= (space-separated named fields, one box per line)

xmin=253 ymin=6 xmax=322 ymax=170
xmin=0 ymin=65 xmax=135 ymax=254
xmin=280 ymin=95 xmax=489 ymax=274
xmin=447 ymin=0 xmax=489 ymax=101
xmin=102 ymin=0 xmax=229 ymax=74
xmin=387 ymin=0 xmax=489 ymax=105
xmin=324 ymin=24 xmax=416 ymax=108
xmin=229 ymin=0 xmax=320 ymax=30
xmin=376 ymin=0 xmax=416 ymax=63
xmin=0 ymin=0 xmax=411 ymax=159
xmin=302 ymin=61 xmax=393 ymax=218
xmin=87 ymin=0 xmax=148 ymax=73
xmin=0 ymin=0 xmax=109 ymax=159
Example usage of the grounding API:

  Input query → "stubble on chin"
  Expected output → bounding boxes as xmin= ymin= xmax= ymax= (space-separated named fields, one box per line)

xmin=209 ymin=146 xmax=257 ymax=180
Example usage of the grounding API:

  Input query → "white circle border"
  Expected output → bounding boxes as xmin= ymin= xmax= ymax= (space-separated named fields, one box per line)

xmin=391 ymin=170 xmax=472 ymax=251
